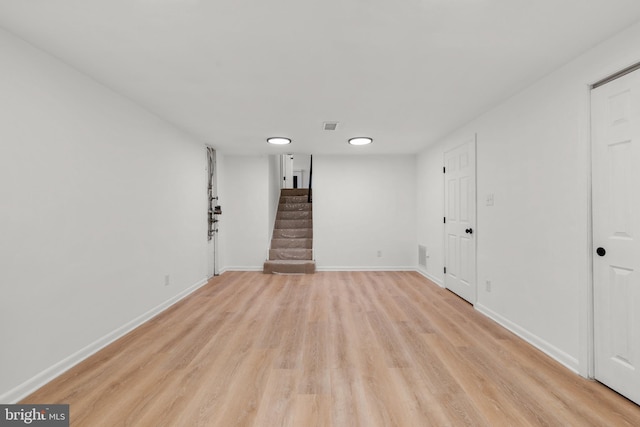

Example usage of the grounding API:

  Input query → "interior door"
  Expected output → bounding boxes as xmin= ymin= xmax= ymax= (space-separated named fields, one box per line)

xmin=444 ymin=137 xmax=477 ymax=303
xmin=592 ymin=68 xmax=640 ymax=405
xmin=281 ymin=154 xmax=294 ymax=189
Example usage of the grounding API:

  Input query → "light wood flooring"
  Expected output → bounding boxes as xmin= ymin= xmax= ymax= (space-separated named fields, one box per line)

xmin=23 ymin=271 xmax=640 ymax=426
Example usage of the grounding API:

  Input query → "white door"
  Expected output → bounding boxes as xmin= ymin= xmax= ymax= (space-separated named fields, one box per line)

xmin=592 ymin=68 xmax=640 ymax=405
xmin=281 ymin=154 xmax=294 ymax=189
xmin=444 ymin=137 xmax=477 ymax=303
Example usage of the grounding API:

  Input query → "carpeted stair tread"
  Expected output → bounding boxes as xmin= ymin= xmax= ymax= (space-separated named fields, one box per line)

xmin=263 ymin=260 xmax=315 ymax=274
xmin=277 ymin=211 xmax=312 ymax=220
xmin=279 ymin=203 xmax=312 ymax=211
xmin=275 ymin=219 xmax=312 ymax=229
xmin=269 ymin=248 xmax=312 ymax=260
xmin=279 ymin=195 xmax=309 ymax=204
xmin=271 ymin=238 xmax=313 ymax=249
xmin=273 ymin=229 xmax=313 ymax=239
xmin=280 ymin=188 xmax=309 ymax=196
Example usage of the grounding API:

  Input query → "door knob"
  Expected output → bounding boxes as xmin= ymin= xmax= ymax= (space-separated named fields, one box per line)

xmin=596 ymin=247 xmax=606 ymax=257
xmin=465 ymin=228 xmax=473 ymax=234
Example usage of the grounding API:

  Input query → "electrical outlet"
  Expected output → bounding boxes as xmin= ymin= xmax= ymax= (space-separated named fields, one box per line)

xmin=377 ymin=250 xmax=382 ymax=258
xmin=164 ymin=275 xmax=170 ymax=287
xmin=486 ymin=280 xmax=492 ymax=292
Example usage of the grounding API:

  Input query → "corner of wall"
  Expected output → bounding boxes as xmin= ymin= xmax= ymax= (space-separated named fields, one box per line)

xmin=0 ymin=277 xmax=209 ymax=404
xmin=475 ymin=303 xmax=580 ymax=374
xmin=415 ymin=267 xmax=444 ymax=288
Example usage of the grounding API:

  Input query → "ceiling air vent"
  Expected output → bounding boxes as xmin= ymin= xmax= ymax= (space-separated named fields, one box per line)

xmin=323 ymin=121 xmax=339 ymax=131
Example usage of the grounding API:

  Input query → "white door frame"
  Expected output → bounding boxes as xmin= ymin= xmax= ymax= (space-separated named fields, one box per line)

xmin=583 ymin=83 xmax=595 ymax=379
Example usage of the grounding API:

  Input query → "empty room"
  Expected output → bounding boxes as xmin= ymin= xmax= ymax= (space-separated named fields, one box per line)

xmin=1 ymin=1 xmax=640 ymax=425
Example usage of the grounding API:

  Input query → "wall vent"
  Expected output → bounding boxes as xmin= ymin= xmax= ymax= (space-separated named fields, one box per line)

xmin=418 ymin=245 xmax=427 ymax=268
xmin=323 ymin=121 xmax=339 ymax=131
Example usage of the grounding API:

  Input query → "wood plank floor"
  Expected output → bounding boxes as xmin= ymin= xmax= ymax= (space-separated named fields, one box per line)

xmin=22 ymin=271 xmax=640 ymax=426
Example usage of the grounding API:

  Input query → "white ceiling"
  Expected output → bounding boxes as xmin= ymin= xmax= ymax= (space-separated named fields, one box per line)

xmin=1 ymin=1 xmax=640 ymax=155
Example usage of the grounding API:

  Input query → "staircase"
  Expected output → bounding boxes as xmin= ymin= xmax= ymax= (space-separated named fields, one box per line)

xmin=263 ymin=188 xmax=315 ymax=274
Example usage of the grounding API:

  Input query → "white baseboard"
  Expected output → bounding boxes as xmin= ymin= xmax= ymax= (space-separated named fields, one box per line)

xmin=475 ymin=303 xmax=580 ymax=374
xmin=315 ymin=266 xmax=415 ymax=272
xmin=415 ymin=267 xmax=444 ymax=287
xmin=0 ymin=277 xmax=209 ymax=404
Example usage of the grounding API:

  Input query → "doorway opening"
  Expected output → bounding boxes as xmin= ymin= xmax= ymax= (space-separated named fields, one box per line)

xmin=280 ymin=154 xmax=311 ymax=190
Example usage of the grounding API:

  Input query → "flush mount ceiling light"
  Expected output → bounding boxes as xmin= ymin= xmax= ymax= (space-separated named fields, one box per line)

xmin=267 ymin=137 xmax=291 ymax=145
xmin=348 ymin=137 xmax=373 ymax=146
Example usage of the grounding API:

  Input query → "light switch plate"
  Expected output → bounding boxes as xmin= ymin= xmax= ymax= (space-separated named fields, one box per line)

xmin=486 ymin=193 xmax=494 ymax=206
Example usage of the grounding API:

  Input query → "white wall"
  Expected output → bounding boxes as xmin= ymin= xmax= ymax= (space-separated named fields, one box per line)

xmin=416 ymin=21 xmax=640 ymax=375
xmin=314 ymin=155 xmax=416 ymax=270
xmin=268 ymin=154 xmax=281 ymax=241
xmin=0 ymin=29 xmax=209 ymax=401
xmin=416 ymin=147 xmax=445 ymax=284
xmin=219 ymin=155 xmax=270 ymax=270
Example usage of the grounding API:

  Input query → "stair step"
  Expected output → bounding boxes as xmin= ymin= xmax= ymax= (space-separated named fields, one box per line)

xmin=280 ymin=188 xmax=309 ymax=196
xmin=280 ymin=195 xmax=309 ymax=204
xmin=269 ymin=248 xmax=313 ymax=260
xmin=279 ymin=203 xmax=312 ymax=211
xmin=275 ymin=219 xmax=312 ymax=229
xmin=263 ymin=260 xmax=315 ymax=274
xmin=273 ymin=229 xmax=313 ymax=239
xmin=277 ymin=211 xmax=312 ymax=220
xmin=271 ymin=238 xmax=312 ymax=249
